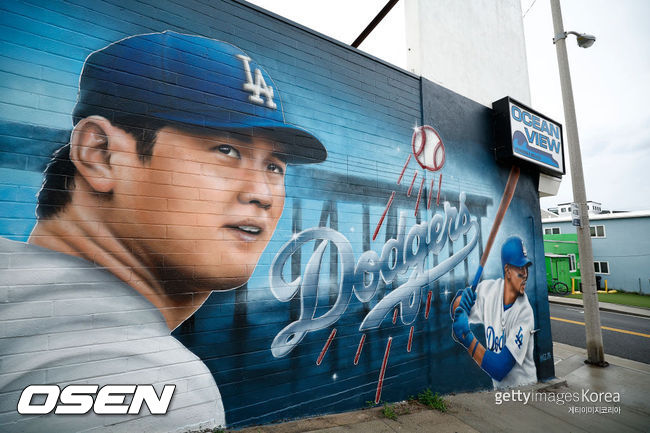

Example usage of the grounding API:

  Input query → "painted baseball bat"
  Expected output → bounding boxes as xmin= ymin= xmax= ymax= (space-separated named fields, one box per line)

xmin=469 ymin=165 xmax=521 ymax=292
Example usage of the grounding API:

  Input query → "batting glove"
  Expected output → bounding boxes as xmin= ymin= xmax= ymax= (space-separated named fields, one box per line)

xmin=450 ymin=290 xmax=463 ymax=320
xmin=452 ymin=307 xmax=475 ymax=349
xmin=459 ymin=286 xmax=476 ymax=315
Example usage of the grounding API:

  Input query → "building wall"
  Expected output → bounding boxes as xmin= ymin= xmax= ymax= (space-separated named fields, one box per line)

xmin=542 ymin=218 xmax=650 ymax=293
xmin=0 ymin=1 xmax=553 ymax=431
xmin=404 ymin=0 xmax=531 ymax=108
xmin=543 ymin=234 xmax=580 ymax=289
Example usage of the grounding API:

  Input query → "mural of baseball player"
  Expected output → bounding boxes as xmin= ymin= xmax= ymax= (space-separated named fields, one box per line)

xmin=450 ymin=236 xmax=537 ymax=388
xmin=0 ymin=31 xmax=325 ymax=433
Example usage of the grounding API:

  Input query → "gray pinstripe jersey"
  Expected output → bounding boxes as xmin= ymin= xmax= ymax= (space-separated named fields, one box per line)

xmin=0 ymin=237 xmax=224 ymax=433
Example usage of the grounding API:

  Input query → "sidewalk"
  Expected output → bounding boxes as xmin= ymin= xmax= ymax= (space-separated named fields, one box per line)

xmin=548 ymin=295 xmax=650 ymax=318
xmin=235 ymin=342 xmax=650 ymax=433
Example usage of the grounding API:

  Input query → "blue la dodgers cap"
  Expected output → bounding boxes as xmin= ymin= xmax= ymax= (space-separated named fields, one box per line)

xmin=72 ymin=31 xmax=326 ymax=164
xmin=501 ymin=236 xmax=532 ymax=272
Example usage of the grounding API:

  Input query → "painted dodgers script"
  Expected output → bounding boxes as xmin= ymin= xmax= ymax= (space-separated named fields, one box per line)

xmin=269 ymin=192 xmax=479 ymax=357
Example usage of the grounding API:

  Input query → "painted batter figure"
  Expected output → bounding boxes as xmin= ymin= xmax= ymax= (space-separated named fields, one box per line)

xmin=450 ymin=236 xmax=537 ymax=388
xmin=0 ymin=31 xmax=326 ymax=433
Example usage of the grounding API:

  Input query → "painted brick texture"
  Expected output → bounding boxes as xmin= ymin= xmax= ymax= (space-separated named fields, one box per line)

xmin=0 ymin=1 xmax=553 ymax=431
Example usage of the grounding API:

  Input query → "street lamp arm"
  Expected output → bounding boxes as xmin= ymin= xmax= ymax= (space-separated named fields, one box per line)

xmin=553 ymin=31 xmax=597 ymax=48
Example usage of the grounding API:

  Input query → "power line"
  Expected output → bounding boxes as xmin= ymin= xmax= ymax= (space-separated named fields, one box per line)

xmin=352 ymin=0 xmax=399 ymax=48
xmin=522 ymin=0 xmax=538 ymax=18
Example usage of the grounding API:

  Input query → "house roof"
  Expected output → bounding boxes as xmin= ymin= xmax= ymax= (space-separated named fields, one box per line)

xmin=557 ymin=201 xmax=602 ymax=206
xmin=542 ymin=210 xmax=650 ymax=224
xmin=541 ymin=208 xmax=558 ymax=218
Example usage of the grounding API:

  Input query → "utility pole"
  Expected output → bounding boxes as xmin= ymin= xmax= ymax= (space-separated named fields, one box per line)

xmin=549 ymin=0 xmax=607 ymax=366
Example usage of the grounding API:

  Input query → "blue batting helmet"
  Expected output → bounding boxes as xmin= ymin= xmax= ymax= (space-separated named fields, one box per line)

xmin=501 ymin=236 xmax=532 ymax=274
xmin=72 ymin=31 xmax=326 ymax=164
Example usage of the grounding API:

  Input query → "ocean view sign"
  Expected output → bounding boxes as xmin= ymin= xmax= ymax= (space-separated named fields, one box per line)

xmin=492 ymin=97 xmax=565 ymax=177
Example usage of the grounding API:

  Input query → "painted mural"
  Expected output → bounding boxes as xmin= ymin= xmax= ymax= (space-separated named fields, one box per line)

xmin=0 ymin=1 xmax=554 ymax=432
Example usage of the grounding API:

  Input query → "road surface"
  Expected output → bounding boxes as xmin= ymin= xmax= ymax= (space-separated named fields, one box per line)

xmin=549 ymin=303 xmax=650 ymax=364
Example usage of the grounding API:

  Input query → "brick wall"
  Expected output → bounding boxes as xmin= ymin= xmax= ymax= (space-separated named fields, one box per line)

xmin=0 ymin=1 xmax=554 ymax=431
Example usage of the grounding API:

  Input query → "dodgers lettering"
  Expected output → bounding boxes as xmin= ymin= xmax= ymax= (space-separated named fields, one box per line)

xmin=486 ymin=326 xmax=505 ymax=352
xmin=269 ymin=192 xmax=479 ymax=357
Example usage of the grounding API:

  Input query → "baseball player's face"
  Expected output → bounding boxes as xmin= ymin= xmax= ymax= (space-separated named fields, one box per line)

xmin=109 ymin=126 xmax=286 ymax=291
xmin=506 ymin=264 xmax=529 ymax=296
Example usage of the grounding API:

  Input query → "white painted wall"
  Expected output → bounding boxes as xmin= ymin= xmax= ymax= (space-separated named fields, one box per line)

xmin=405 ymin=0 xmax=531 ymax=107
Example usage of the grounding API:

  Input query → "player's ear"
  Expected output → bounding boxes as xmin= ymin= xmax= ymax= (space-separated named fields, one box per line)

xmin=69 ymin=116 xmax=119 ymax=193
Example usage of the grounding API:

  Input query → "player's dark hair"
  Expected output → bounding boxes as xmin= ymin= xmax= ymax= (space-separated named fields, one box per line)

xmin=36 ymin=116 xmax=165 ymax=219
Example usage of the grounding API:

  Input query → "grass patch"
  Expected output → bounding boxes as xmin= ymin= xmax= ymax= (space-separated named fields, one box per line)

xmin=564 ymin=292 xmax=650 ymax=309
xmin=417 ymin=388 xmax=447 ymax=412
xmin=381 ymin=403 xmax=398 ymax=420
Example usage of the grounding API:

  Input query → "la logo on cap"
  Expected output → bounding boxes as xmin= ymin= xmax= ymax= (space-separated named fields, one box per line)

xmin=236 ymin=54 xmax=277 ymax=109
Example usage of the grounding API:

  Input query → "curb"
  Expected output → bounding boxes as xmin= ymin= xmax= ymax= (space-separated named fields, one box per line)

xmin=536 ymin=378 xmax=568 ymax=392
xmin=548 ymin=296 xmax=650 ymax=318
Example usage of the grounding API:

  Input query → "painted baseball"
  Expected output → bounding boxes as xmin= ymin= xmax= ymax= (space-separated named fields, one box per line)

xmin=412 ymin=125 xmax=445 ymax=171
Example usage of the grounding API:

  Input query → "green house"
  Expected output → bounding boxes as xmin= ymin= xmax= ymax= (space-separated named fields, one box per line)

xmin=543 ymin=234 xmax=581 ymax=291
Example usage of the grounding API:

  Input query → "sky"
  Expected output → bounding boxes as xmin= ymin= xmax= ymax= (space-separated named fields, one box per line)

xmin=247 ymin=0 xmax=650 ymax=211
xmin=521 ymin=0 xmax=650 ymax=212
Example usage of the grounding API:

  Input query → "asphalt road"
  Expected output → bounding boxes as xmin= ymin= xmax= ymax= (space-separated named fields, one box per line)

xmin=549 ymin=303 xmax=650 ymax=364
